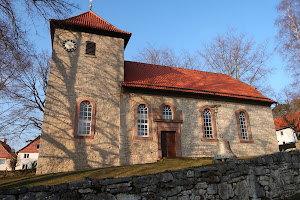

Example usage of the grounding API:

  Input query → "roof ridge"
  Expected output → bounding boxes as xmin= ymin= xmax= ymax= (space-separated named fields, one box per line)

xmin=125 ymin=60 xmax=237 ymax=77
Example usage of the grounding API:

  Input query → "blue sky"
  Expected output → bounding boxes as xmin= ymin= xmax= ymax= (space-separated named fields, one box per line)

xmin=34 ymin=0 xmax=290 ymax=95
xmin=10 ymin=0 xmax=289 ymax=150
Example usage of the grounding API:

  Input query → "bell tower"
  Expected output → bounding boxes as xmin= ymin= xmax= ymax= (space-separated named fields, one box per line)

xmin=36 ymin=11 xmax=131 ymax=174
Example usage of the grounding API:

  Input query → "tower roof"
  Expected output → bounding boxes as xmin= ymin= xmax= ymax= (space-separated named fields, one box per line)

xmin=50 ymin=11 xmax=131 ymax=47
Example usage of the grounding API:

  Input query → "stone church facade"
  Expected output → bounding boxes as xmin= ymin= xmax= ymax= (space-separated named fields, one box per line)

xmin=36 ymin=11 xmax=278 ymax=174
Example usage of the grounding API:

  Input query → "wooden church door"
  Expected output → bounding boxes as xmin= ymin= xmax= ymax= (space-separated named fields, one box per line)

xmin=161 ymin=131 xmax=176 ymax=158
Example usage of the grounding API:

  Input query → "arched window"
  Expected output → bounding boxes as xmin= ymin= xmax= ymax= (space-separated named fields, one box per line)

xmin=137 ymin=104 xmax=148 ymax=137
xmin=200 ymin=105 xmax=217 ymax=141
xmin=78 ymin=101 xmax=92 ymax=136
xmin=74 ymin=98 xmax=96 ymax=139
xmin=203 ymin=109 xmax=213 ymax=139
xmin=235 ymin=109 xmax=253 ymax=143
xmin=239 ymin=112 xmax=248 ymax=140
xmin=163 ymin=105 xmax=172 ymax=120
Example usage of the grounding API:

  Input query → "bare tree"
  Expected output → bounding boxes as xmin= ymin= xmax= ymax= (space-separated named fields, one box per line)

xmin=133 ymin=44 xmax=201 ymax=70
xmin=198 ymin=28 xmax=273 ymax=90
xmin=0 ymin=0 xmax=77 ymax=137
xmin=0 ymin=52 xmax=50 ymax=137
xmin=275 ymin=0 xmax=300 ymax=83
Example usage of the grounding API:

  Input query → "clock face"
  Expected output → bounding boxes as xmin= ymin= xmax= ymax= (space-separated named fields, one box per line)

xmin=62 ymin=39 xmax=77 ymax=52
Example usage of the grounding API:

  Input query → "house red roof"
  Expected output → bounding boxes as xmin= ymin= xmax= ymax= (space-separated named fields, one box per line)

xmin=274 ymin=112 xmax=300 ymax=131
xmin=18 ymin=136 xmax=40 ymax=153
xmin=50 ymin=11 xmax=131 ymax=47
xmin=122 ymin=61 xmax=276 ymax=103
xmin=0 ymin=140 xmax=14 ymax=159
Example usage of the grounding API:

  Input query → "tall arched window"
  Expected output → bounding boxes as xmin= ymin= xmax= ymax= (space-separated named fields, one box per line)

xmin=163 ymin=105 xmax=172 ymax=120
xmin=78 ymin=101 xmax=92 ymax=136
xmin=203 ymin=109 xmax=213 ymax=139
xmin=239 ymin=112 xmax=248 ymax=140
xmin=235 ymin=109 xmax=253 ymax=143
xmin=74 ymin=98 xmax=96 ymax=139
xmin=137 ymin=104 xmax=148 ymax=137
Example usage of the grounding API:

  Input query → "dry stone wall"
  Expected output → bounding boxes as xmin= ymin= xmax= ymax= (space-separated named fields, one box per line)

xmin=1 ymin=150 xmax=300 ymax=200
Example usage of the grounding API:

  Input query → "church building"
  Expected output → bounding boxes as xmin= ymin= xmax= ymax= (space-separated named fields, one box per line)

xmin=36 ymin=11 xmax=278 ymax=174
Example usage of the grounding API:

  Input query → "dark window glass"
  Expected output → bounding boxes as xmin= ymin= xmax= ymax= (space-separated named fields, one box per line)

xmin=86 ymin=41 xmax=96 ymax=55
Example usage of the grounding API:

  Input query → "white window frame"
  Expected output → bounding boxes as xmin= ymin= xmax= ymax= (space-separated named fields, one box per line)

xmin=239 ymin=112 xmax=249 ymax=140
xmin=78 ymin=101 xmax=92 ymax=136
xmin=137 ymin=104 xmax=149 ymax=137
xmin=24 ymin=153 xmax=29 ymax=158
xmin=36 ymin=144 xmax=40 ymax=150
xmin=163 ymin=105 xmax=172 ymax=120
xmin=203 ymin=109 xmax=213 ymax=139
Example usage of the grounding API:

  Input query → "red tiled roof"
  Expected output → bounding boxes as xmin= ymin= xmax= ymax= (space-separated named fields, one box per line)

xmin=50 ymin=11 xmax=131 ymax=47
xmin=122 ymin=61 xmax=276 ymax=103
xmin=18 ymin=136 xmax=40 ymax=153
xmin=0 ymin=140 xmax=14 ymax=159
xmin=274 ymin=112 xmax=300 ymax=131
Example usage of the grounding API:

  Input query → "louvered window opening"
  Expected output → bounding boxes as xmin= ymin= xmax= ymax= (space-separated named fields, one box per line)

xmin=163 ymin=105 xmax=172 ymax=120
xmin=203 ymin=109 xmax=213 ymax=138
xmin=137 ymin=104 xmax=148 ymax=137
xmin=78 ymin=101 xmax=92 ymax=136
xmin=86 ymin=41 xmax=96 ymax=55
xmin=239 ymin=112 xmax=248 ymax=140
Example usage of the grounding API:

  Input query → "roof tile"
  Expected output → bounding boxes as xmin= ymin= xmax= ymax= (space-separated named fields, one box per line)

xmin=122 ymin=61 xmax=275 ymax=103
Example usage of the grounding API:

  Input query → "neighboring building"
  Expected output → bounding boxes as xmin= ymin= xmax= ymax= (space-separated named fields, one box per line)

xmin=16 ymin=136 xmax=40 ymax=170
xmin=274 ymin=112 xmax=299 ymax=151
xmin=0 ymin=139 xmax=16 ymax=171
xmin=37 ymin=11 xmax=278 ymax=174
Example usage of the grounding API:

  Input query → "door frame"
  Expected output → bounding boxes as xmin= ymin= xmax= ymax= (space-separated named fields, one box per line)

xmin=157 ymin=122 xmax=182 ymax=159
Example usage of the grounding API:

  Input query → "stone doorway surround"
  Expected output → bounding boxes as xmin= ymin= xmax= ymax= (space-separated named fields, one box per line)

xmin=153 ymin=103 xmax=183 ymax=159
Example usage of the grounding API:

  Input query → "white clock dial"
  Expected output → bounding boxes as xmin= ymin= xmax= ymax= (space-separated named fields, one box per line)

xmin=62 ymin=39 xmax=77 ymax=52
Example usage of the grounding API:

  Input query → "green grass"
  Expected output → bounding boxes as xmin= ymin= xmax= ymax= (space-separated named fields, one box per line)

xmin=0 ymin=158 xmax=213 ymax=191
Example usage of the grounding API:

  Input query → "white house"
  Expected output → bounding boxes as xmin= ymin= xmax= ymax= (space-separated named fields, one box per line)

xmin=16 ymin=136 xmax=40 ymax=170
xmin=274 ymin=113 xmax=299 ymax=151
xmin=275 ymin=128 xmax=297 ymax=145
xmin=0 ymin=139 xmax=16 ymax=171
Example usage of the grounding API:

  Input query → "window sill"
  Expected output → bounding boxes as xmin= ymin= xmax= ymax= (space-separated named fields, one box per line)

xmin=85 ymin=55 xmax=96 ymax=58
xmin=201 ymin=138 xmax=218 ymax=142
xmin=239 ymin=140 xmax=254 ymax=143
xmin=133 ymin=136 xmax=153 ymax=140
xmin=74 ymin=134 xmax=94 ymax=139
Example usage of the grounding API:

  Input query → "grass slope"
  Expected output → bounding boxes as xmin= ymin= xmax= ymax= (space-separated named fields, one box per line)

xmin=0 ymin=158 xmax=213 ymax=190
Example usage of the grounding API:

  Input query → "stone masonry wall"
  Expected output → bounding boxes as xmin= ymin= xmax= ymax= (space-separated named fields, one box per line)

xmin=1 ymin=151 xmax=300 ymax=200
xmin=119 ymin=92 xmax=278 ymax=165
xmin=36 ymin=28 xmax=124 ymax=174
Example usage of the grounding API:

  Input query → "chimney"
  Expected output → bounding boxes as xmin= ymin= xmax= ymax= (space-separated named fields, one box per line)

xmin=4 ymin=139 xmax=7 ymax=144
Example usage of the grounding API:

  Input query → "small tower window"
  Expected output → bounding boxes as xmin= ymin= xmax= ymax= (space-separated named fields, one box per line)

xmin=86 ymin=41 xmax=96 ymax=55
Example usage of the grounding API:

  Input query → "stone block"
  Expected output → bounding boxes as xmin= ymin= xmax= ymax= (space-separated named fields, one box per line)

xmin=234 ymin=180 xmax=249 ymax=200
xmin=69 ymin=180 xmax=91 ymax=189
xmin=218 ymin=182 xmax=234 ymax=200
xmin=116 ymin=194 xmax=142 ymax=200
xmin=0 ymin=195 xmax=16 ymax=200
xmin=207 ymin=184 xmax=217 ymax=195
xmin=159 ymin=186 xmax=182 ymax=197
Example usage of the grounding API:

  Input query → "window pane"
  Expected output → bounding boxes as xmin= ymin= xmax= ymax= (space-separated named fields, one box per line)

xmin=203 ymin=109 xmax=213 ymax=138
xmin=137 ymin=104 xmax=148 ymax=137
xmin=239 ymin=112 xmax=248 ymax=140
xmin=78 ymin=101 xmax=92 ymax=136
xmin=163 ymin=105 xmax=172 ymax=120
